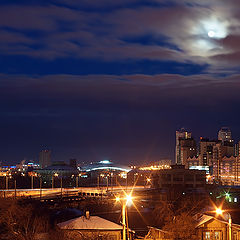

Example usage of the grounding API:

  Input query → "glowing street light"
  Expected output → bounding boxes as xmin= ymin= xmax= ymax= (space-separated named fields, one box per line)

xmin=215 ymin=208 xmax=223 ymax=215
xmin=216 ymin=207 xmax=232 ymax=240
xmin=52 ymin=173 xmax=59 ymax=189
xmin=115 ymin=194 xmax=133 ymax=240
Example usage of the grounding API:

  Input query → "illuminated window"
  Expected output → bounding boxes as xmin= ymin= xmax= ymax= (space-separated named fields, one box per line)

xmin=204 ymin=232 xmax=211 ymax=240
xmin=234 ymin=197 xmax=237 ymax=202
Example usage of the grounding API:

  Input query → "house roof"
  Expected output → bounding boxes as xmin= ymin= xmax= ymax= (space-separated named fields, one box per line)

xmin=195 ymin=214 xmax=240 ymax=230
xmin=195 ymin=214 xmax=215 ymax=227
xmin=57 ymin=216 xmax=123 ymax=230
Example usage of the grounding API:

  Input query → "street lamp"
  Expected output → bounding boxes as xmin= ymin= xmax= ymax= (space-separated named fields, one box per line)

xmin=3 ymin=173 xmax=8 ymax=190
xmin=31 ymin=172 xmax=38 ymax=189
xmin=216 ymin=208 xmax=232 ymax=240
xmin=52 ymin=173 xmax=58 ymax=189
xmin=116 ymin=193 xmax=133 ymax=240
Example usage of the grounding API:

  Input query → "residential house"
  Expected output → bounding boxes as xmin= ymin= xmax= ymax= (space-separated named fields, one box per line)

xmin=144 ymin=214 xmax=240 ymax=240
xmin=57 ymin=212 xmax=128 ymax=240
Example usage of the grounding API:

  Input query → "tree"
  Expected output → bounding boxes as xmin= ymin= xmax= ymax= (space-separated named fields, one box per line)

xmin=162 ymin=212 xmax=198 ymax=240
xmin=153 ymin=197 xmax=206 ymax=239
xmin=49 ymin=229 xmax=113 ymax=240
xmin=0 ymin=199 xmax=49 ymax=240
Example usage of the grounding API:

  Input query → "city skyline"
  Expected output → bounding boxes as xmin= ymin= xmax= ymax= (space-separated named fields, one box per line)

xmin=1 ymin=1 xmax=240 ymax=164
xmin=1 ymin=126 xmax=239 ymax=165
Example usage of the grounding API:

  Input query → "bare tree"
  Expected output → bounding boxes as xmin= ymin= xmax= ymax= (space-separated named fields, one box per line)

xmin=153 ymin=197 xmax=206 ymax=239
xmin=50 ymin=229 xmax=113 ymax=240
xmin=0 ymin=199 xmax=49 ymax=240
xmin=162 ymin=212 xmax=198 ymax=240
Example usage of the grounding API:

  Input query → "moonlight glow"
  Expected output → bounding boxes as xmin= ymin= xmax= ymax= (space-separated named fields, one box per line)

xmin=202 ymin=17 xmax=228 ymax=39
xmin=208 ymin=30 xmax=216 ymax=38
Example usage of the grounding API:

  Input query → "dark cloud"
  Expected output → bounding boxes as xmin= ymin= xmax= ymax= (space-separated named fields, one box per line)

xmin=0 ymin=0 xmax=239 ymax=70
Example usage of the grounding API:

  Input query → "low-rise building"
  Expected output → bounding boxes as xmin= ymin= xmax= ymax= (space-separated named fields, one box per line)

xmin=144 ymin=214 xmax=240 ymax=240
xmin=57 ymin=213 xmax=124 ymax=240
xmin=152 ymin=164 xmax=206 ymax=189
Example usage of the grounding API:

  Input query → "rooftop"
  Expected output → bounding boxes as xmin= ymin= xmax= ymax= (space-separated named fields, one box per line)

xmin=58 ymin=215 xmax=123 ymax=230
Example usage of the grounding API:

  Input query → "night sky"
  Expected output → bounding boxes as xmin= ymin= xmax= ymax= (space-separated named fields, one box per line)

xmin=1 ymin=0 xmax=240 ymax=165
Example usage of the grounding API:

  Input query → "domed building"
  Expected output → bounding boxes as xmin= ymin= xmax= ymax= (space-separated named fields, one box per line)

xmin=80 ymin=160 xmax=131 ymax=187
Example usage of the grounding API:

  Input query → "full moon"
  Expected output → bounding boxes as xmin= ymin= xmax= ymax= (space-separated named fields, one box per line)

xmin=208 ymin=30 xmax=216 ymax=38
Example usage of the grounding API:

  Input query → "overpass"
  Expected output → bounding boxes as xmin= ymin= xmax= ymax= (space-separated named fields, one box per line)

xmin=0 ymin=186 xmax=147 ymax=200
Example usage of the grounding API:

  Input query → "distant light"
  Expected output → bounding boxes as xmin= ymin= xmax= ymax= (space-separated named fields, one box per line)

xmin=234 ymin=198 xmax=237 ymax=203
xmin=116 ymin=196 xmax=120 ymax=202
xmin=225 ymin=193 xmax=230 ymax=198
xmin=99 ymin=160 xmax=111 ymax=164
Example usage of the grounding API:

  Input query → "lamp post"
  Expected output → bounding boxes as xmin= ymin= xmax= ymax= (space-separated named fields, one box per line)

xmin=4 ymin=173 xmax=9 ymax=190
xmin=116 ymin=194 xmax=133 ymax=240
xmin=52 ymin=173 xmax=58 ymax=189
xmin=216 ymin=208 xmax=232 ymax=240
xmin=76 ymin=176 xmax=78 ymax=188
xmin=39 ymin=177 xmax=42 ymax=200
xmin=31 ymin=172 xmax=37 ymax=189
xmin=60 ymin=176 xmax=63 ymax=198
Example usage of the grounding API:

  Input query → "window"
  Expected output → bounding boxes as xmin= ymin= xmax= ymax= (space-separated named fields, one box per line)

xmin=214 ymin=231 xmax=221 ymax=240
xmin=204 ymin=231 xmax=211 ymax=240
xmin=233 ymin=232 xmax=237 ymax=240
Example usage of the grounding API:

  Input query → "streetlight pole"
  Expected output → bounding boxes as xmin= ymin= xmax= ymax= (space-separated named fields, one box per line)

xmin=52 ymin=173 xmax=58 ymax=189
xmin=122 ymin=201 xmax=126 ymax=240
xmin=31 ymin=175 xmax=34 ymax=189
xmin=60 ymin=177 xmax=63 ymax=198
xmin=5 ymin=175 xmax=8 ymax=190
xmin=40 ymin=178 xmax=42 ymax=200
xmin=216 ymin=208 xmax=232 ymax=240
xmin=228 ymin=213 xmax=232 ymax=240
xmin=14 ymin=180 xmax=17 ymax=199
xmin=107 ymin=175 xmax=109 ymax=191
xmin=76 ymin=176 xmax=78 ymax=188
xmin=52 ymin=175 xmax=54 ymax=189
xmin=116 ymin=194 xmax=132 ymax=240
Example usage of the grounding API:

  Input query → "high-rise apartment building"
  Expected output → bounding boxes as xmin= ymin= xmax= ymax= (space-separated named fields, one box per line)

xmin=175 ymin=128 xmax=192 ymax=165
xmin=218 ymin=127 xmax=233 ymax=143
xmin=199 ymin=138 xmax=218 ymax=166
xmin=39 ymin=149 xmax=51 ymax=168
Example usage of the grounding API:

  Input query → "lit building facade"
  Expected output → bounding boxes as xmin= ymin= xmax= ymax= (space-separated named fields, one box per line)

xmin=175 ymin=128 xmax=192 ymax=165
xmin=152 ymin=165 xmax=206 ymax=189
xmin=218 ymin=127 xmax=233 ymax=143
